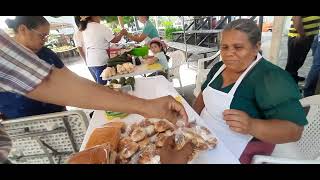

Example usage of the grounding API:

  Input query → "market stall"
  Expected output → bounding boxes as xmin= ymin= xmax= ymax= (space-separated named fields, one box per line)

xmin=78 ymin=76 xmax=240 ymax=164
xmin=100 ymin=44 xmax=164 ymax=80
xmin=47 ymin=22 xmax=79 ymax=59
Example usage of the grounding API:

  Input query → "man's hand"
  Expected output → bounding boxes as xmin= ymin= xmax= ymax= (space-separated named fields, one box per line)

xmin=159 ymin=136 xmax=194 ymax=164
xmin=143 ymin=96 xmax=188 ymax=124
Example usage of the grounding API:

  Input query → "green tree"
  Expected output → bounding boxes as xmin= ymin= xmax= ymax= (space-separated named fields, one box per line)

xmin=101 ymin=16 xmax=134 ymax=25
xmin=162 ymin=20 xmax=182 ymax=40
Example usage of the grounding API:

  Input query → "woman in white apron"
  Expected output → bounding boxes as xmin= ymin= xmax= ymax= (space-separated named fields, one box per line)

xmin=193 ymin=19 xmax=308 ymax=164
xmin=78 ymin=16 xmax=127 ymax=85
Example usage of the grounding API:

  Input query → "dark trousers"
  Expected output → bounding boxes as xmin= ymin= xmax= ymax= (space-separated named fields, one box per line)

xmin=304 ymin=38 xmax=320 ymax=97
xmin=88 ymin=65 xmax=108 ymax=85
xmin=285 ymin=36 xmax=315 ymax=82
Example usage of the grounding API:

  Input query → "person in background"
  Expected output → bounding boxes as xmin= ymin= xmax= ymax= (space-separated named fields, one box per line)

xmin=0 ymin=16 xmax=66 ymax=120
xmin=73 ymin=16 xmax=86 ymax=62
xmin=123 ymin=16 xmax=159 ymax=45
xmin=145 ymin=38 xmax=170 ymax=78
xmin=304 ymin=34 xmax=320 ymax=97
xmin=285 ymin=16 xmax=320 ymax=83
xmin=79 ymin=16 xmax=126 ymax=85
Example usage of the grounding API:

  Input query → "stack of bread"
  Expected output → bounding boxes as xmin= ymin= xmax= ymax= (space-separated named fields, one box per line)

xmin=67 ymin=122 xmax=125 ymax=164
xmin=67 ymin=119 xmax=218 ymax=164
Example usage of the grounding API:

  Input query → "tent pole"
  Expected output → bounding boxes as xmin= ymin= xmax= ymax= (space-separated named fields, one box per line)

xmin=182 ymin=16 xmax=188 ymax=67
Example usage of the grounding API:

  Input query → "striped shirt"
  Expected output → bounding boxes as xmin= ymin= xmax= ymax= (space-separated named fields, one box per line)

xmin=0 ymin=29 xmax=53 ymax=95
xmin=288 ymin=16 xmax=320 ymax=37
xmin=0 ymin=29 xmax=53 ymax=162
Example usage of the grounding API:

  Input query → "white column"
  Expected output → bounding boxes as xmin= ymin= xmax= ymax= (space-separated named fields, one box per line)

xmin=269 ymin=16 xmax=286 ymax=65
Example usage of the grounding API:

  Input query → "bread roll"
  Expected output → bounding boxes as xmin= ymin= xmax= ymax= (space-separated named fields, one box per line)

xmin=68 ymin=143 xmax=116 ymax=164
xmin=85 ymin=126 xmax=121 ymax=151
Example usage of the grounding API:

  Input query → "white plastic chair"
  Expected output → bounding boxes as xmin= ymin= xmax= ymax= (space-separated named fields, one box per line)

xmin=252 ymin=95 xmax=320 ymax=164
xmin=193 ymin=50 xmax=221 ymax=97
xmin=167 ymin=50 xmax=186 ymax=96
xmin=1 ymin=110 xmax=89 ymax=164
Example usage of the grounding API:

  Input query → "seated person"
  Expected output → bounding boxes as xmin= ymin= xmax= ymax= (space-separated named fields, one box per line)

xmin=0 ymin=16 xmax=66 ymax=120
xmin=145 ymin=38 xmax=169 ymax=78
xmin=193 ymin=19 xmax=307 ymax=164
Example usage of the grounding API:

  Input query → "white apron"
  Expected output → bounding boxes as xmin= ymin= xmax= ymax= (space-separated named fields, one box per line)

xmin=200 ymin=54 xmax=262 ymax=158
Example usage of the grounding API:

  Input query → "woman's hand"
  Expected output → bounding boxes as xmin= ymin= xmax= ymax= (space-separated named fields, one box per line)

xmin=223 ymin=110 xmax=303 ymax=144
xmin=145 ymin=58 xmax=154 ymax=65
xmin=145 ymin=56 xmax=157 ymax=65
xmin=223 ymin=109 xmax=255 ymax=135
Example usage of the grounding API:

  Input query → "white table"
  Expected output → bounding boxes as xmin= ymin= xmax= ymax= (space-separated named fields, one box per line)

xmin=80 ymin=76 xmax=240 ymax=164
xmin=101 ymin=63 xmax=163 ymax=81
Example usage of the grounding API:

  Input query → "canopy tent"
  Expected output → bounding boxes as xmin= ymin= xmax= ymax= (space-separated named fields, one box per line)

xmin=50 ymin=22 xmax=74 ymax=31
xmin=45 ymin=16 xmax=76 ymax=35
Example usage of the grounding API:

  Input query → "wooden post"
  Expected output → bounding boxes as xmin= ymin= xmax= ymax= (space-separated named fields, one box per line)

xmin=269 ymin=16 xmax=286 ymax=65
xmin=259 ymin=16 xmax=264 ymax=32
xmin=117 ymin=16 xmax=124 ymax=29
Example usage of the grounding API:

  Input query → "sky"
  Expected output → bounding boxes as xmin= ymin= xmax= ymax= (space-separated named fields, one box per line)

xmin=0 ymin=16 xmax=77 ymax=34
xmin=0 ymin=16 xmax=15 ymax=29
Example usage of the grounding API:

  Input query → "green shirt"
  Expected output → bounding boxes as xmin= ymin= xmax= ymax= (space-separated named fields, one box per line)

xmin=142 ymin=20 xmax=159 ymax=43
xmin=201 ymin=59 xmax=308 ymax=126
xmin=155 ymin=52 xmax=169 ymax=70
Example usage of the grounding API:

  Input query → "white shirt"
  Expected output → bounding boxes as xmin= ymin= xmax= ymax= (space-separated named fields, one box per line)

xmin=82 ymin=22 xmax=115 ymax=67
xmin=73 ymin=30 xmax=84 ymax=48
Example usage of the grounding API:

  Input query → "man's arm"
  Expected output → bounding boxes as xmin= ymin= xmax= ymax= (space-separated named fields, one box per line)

xmin=27 ymin=67 xmax=144 ymax=113
xmin=0 ymin=29 xmax=187 ymax=123
xmin=127 ymin=33 xmax=147 ymax=43
xmin=26 ymin=67 xmax=188 ymax=122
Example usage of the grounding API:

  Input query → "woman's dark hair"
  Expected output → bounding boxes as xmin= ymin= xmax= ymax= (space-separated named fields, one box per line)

xmin=79 ymin=16 xmax=93 ymax=31
xmin=223 ymin=19 xmax=261 ymax=46
xmin=74 ymin=16 xmax=81 ymax=28
xmin=5 ymin=16 xmax=49 ymax=32
xmin=150 ymin=41 xmax=170 ymax=61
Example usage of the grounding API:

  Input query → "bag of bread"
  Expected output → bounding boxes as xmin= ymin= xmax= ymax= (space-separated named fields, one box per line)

xmin=85 ymin=123 xmax=123 ymax=150
xmin=68 ymin=143 xmax=117 ymax=164
xmin=103 ymin=121 xmax=126 ymax=133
